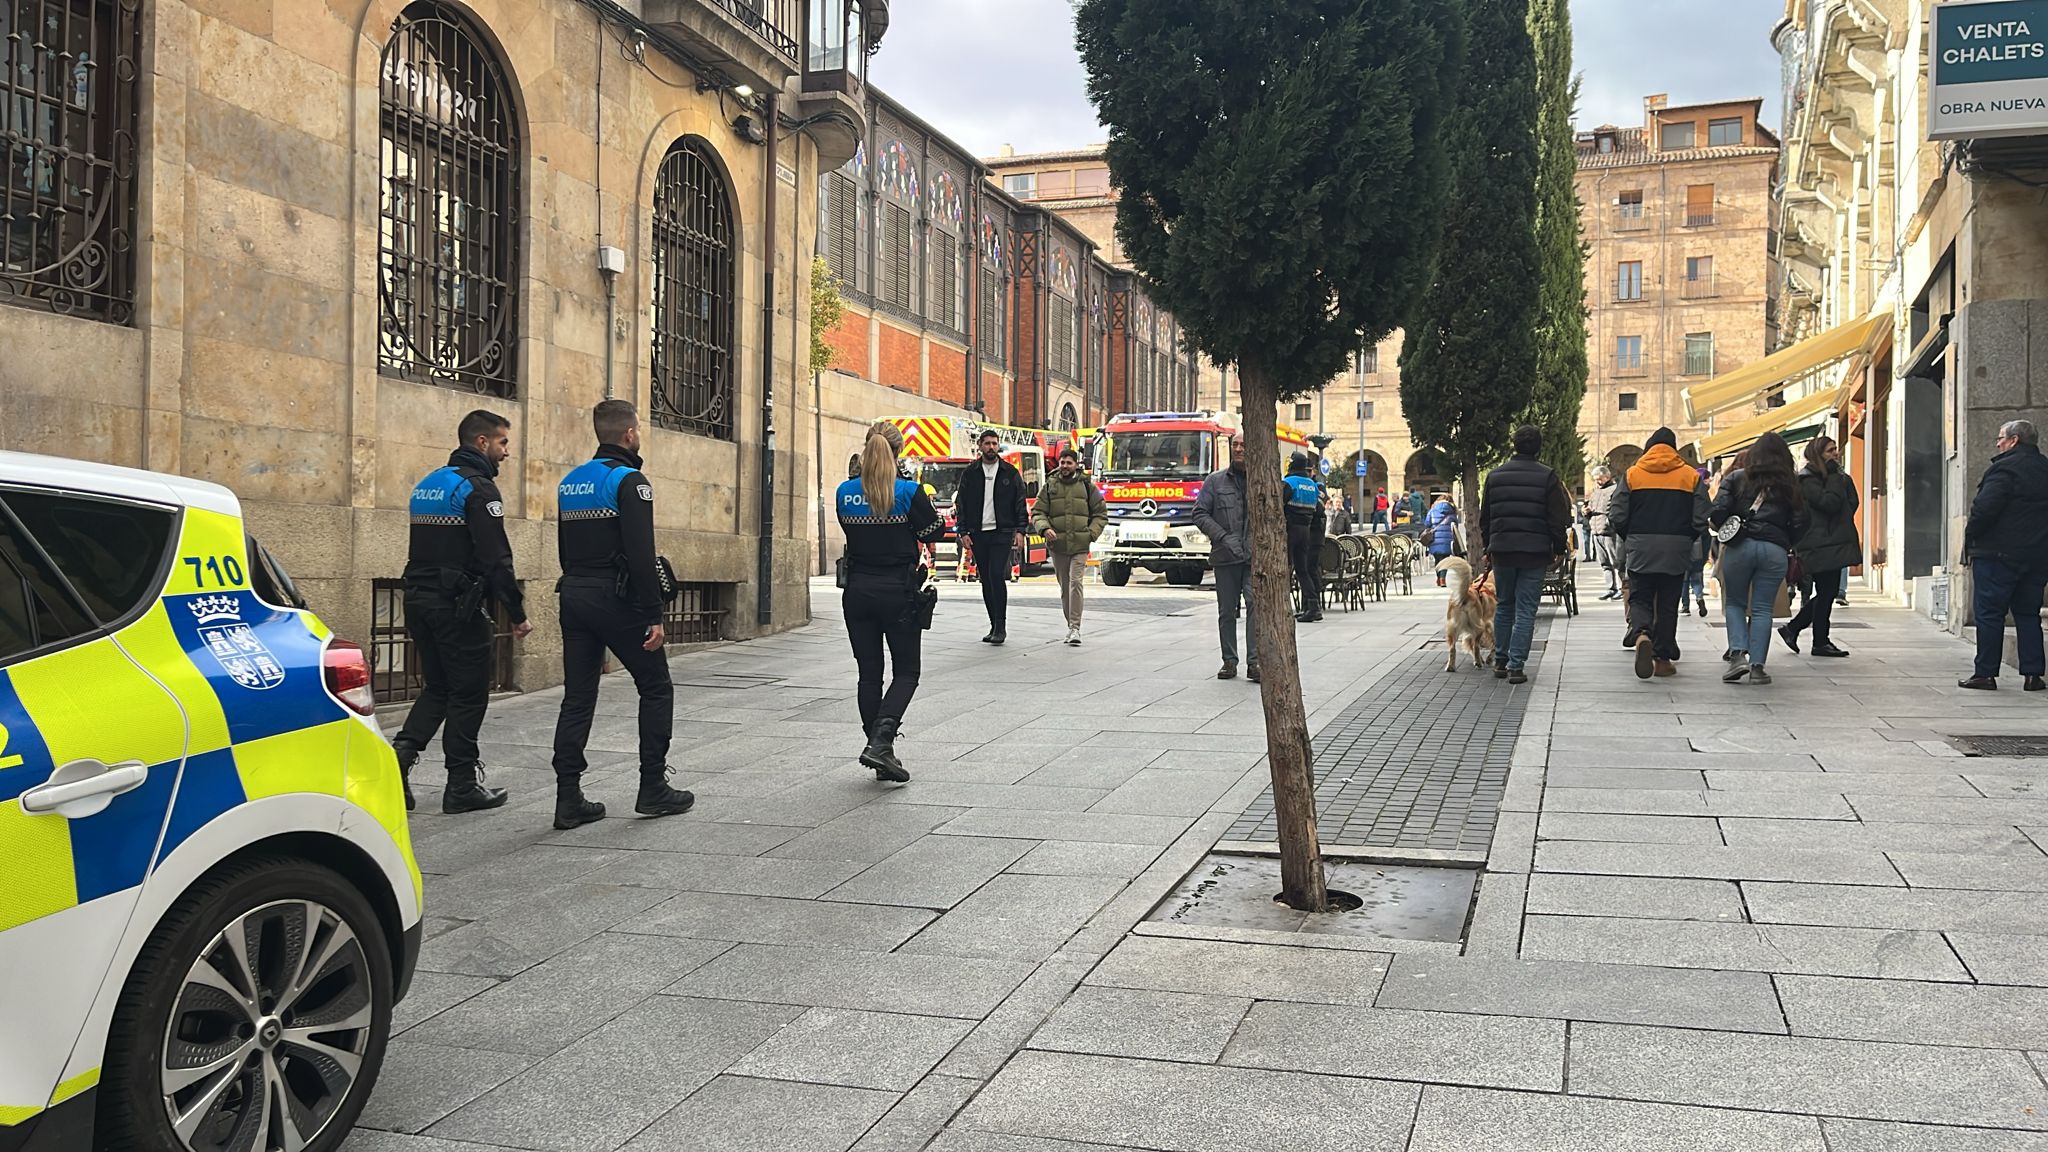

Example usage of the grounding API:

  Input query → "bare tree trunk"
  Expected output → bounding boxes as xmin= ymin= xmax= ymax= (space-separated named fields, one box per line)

xmin=1236 ymin=359 xmax=1329 ymax=912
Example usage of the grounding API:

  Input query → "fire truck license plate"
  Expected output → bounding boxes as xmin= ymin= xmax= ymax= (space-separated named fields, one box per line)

xmin=1120 ymin=521 xmax=1167 ymax=542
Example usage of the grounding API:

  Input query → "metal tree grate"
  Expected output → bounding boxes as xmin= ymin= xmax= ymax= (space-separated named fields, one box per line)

xmin=1949 ymin=736 xmax=2048 ymax=758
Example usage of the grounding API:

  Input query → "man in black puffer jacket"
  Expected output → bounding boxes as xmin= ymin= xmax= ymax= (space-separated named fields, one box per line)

xmin=1479 ymin=425 xmax=1572 ymax=683
xmin=1961 ymin=419 xmax=2048 ymax=691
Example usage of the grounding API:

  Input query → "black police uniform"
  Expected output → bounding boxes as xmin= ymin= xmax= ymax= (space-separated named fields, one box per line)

xmin=837 ymin=474 xmax=942 ymax=781
xmin=1284 ymin=463 xmax=1328 ymax=620
xmin=549 ymin=444 xmax=691 ymax=827
xmin=394 ymin=445 xmax=524 ymax=811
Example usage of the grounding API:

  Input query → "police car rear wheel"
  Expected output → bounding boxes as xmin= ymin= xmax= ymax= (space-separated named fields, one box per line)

xmin=97 ymin=857 xmax=394 ymax=1152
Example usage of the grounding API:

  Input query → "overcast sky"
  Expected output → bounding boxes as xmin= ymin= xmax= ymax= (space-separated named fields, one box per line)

xmin=870 ymin=0 xmax=1787 ymax=159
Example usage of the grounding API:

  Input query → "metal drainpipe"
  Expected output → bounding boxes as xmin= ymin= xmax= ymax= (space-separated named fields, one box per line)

xmin=757 ymin=94 xmax=780 ymax=628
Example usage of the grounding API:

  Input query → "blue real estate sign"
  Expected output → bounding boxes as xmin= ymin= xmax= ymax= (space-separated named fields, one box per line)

xmin=1930 ymin=0 xmax=2048 ymax=139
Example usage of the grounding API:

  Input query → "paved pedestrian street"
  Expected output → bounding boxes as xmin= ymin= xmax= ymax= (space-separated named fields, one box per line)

xmin=352 ymin=566 xmax=2048 ymax=1152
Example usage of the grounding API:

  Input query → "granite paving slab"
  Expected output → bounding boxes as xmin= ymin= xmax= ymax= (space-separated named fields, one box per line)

xmin=1535 ymin=813 xmax=1723 ymax=844
xmin=1006 ymin=840 xmax=1164 ymax=878
xmin=1082 ymin=935 xmax=1390 ymax=1006
xmin=1717 ymin=819 xmax=2044 ymax=854
xmin=357 ymin=1041 xmax=536 ymax=1136
xmin=933 ymin=809 xmax=1193 ymax=845
xmin=899 ymin=873 xmax=1128 ymax=961
xmin=1885 ymin=850 xmax=2048 ymax=892
xmin=1533 ymin=842 xmax=1902 ymax=884
xmin=417 ymin=883 xmax=676 ymax=978
xmin=1027 ymin=986 xmax=1253 ymax=1063
xmin=1220 ymin=1001 xmax=1564 ymax=1091
xmin=1820 ymin=1119 xmax=2048 ymax=1151
xmin=1407 ymin=1084 xmax=1826 ymax=1152
xmin=959 ymin=1050 xmax=1420 ymax=1152
xmin=1521 ymin=915 xmax=1967 ymax=980
xmin=1568 ymin=1022 xmax=2048 ymax=1129
xmin=1742 ymin=883 xmax=2048 ymax=933
xmin=619 ymin=1075 xmax=897 ymax=1152
xmin=1947 ymin=932 xmax=2048 ymax=985
xmin=822 ymin=835 xmax=1033 ymax=908
xmin=727 ymin=1007 xmax=974 ymax=1091
xmin=1541 ymin=788 xmax=1855 ymax=819
xmin=1522 ymin=873 xmax=1746 ymax=921
xmin=1776 ymin=974 xmax=2048 ymax=1048
xmin=1374 ymin=955 xmax=1785 ymax=1033
xmin=616 ymin=891 xmax=936 ymax=952
xmin=666 ymin=943 xmax=1036 ymax=1019
xmin=763 ymin=804 xmax=973 ymax=863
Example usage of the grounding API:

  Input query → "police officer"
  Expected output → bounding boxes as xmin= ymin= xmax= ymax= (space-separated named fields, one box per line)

xmin=839 ymin=420 xmax=943 ymax=782
xmin=1285 ymin=451 xmax=1328 ymax=623
xmin=549 ymin=400 xmax=694 ymax=830
xmin=392 ymin=409 xmax=531 ymax=813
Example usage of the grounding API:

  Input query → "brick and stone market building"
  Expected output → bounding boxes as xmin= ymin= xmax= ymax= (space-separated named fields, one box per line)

xmin=0 ymin=0 xmax=887 ymax=693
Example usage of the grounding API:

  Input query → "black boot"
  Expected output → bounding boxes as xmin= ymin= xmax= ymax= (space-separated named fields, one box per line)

xmin=395 ymin=746 xmax=418 ymax=812
xmin=553 ymin=779 xmax=607 ymax=830
xmin=635 ymin=765 xmax=697 ymax=817
xmin=861 ymin=718 xmax=910 ymax=783
xmin=443 ymin=763 xmax=509 ymax=814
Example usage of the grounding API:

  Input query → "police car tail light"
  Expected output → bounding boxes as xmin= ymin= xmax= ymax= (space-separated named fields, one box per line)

xmin=324 ymin=639 xmax=377 ymax=715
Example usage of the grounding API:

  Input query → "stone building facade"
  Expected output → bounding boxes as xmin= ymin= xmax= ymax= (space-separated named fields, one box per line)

xmin=1575 ymin=97 xmax=1782 ymax=476
xmin=1772 ymin=0 xmax=2048 ymax=644
xmin=0 ymin=0 xmax=886 ymax=692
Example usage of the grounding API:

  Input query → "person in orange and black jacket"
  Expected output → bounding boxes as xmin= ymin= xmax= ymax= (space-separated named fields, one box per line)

xmin=1609 ymin=427 xmax=1710 ymax=679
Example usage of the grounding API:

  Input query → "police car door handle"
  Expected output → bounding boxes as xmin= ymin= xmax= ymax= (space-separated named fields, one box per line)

xmin=19 ymin=760 xmax=150 ymax=819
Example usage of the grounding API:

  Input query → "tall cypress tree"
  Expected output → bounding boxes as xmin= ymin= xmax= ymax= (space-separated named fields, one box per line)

xmin=1523 ymin=0 xmax=1589 ymax=483
xmin=1399 ymin=0 xmax=1541 ymax=548
xmin=1076 ymin=0 xmax=1463 ymax=910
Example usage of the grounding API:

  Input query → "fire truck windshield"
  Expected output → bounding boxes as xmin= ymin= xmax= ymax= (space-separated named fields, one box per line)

xmin=913 ymin=463 xmax=966 ymax=505
xmin=1106 ymin=431 xmax=1210 ymax=478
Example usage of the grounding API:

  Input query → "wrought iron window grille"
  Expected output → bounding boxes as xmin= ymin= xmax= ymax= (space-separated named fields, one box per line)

xmin=651 ymin=137 xmax=736 ymax=439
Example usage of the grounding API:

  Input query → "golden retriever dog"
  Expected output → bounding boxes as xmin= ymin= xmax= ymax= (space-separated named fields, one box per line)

xmin=1438 ymin=557 xmax=1497 ymax=672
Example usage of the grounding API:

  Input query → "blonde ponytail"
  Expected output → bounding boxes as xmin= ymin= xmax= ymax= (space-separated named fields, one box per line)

xmin=860 ymin=420 xmax=904 ymax=516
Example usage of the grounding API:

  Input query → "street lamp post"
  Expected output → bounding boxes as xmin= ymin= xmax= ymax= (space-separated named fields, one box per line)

xmin=1355 ymin=372 xmax=1367 ymax=522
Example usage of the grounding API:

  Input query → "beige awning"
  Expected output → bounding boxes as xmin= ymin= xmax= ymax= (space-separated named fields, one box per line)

xmin=1694 ymin=385 xmax=1844 ymax=461
xmin=1681 ymin=314 xmax=1888 ymax=423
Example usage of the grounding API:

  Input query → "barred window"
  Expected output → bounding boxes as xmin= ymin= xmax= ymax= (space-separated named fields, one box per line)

xmin=378 ymin=1 xmax=520 ymax=395
xmin=821 ymin=172 xmax=858 ymax=286
xmin=879 ymin=202 xmax=912 ymax=309
xmin=1050 ymin=296 xmax=1074 ymax=378
xmin=0 ymin=0 xmax=142 ymax=323
xmin=651 ymin=137 xmax=735 ymax=439
xmin=978 ymin=268 xmax=1003 ymax=363
xmin=930 ymin=230 xmax=959 ymax=330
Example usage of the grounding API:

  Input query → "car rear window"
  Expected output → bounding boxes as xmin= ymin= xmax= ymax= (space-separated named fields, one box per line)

xmin=4 ymin=492 xmax=176 ymax=627
xmin=247 ymin=536 xmax=307 ymax=610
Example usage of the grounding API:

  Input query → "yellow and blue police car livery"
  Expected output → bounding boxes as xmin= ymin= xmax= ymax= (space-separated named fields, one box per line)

xmin=0 ymin=452 xmax=420 ymax=1152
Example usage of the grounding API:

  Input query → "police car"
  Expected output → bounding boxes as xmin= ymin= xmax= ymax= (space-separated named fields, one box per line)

xmin=0 ymin=452 xmax=421 ymax=1152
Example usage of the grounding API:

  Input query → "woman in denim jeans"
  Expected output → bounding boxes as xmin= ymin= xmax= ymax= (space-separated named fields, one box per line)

xmin=1709 ymin=432 xmax=1806 ymax=684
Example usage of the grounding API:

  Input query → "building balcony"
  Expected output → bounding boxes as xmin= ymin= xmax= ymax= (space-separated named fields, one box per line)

xmin=1681 ymin=275 xmax=1719 ymax=299
xmin=1684 ymin=212 xmax=1716 ymax=227
xmin=645 ymin=0 xmax=803 ymax=91
xmin=1614 ymin=210 xmax=1651 ymax=232
xmin=1613 ymin=361 xmax=1648 ymax=378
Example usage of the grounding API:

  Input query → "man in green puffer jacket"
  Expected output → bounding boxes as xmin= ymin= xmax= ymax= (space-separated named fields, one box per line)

xmin=1032 ymin=447 xmax=1109 ymax=646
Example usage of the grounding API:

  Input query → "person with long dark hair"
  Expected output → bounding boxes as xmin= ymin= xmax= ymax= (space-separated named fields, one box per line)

xmin=1779 ymin=435 xmax=1860 ymax=658
xmin=837 ymin=420 xmax=943 ymax=782
xmin=1710 ymin=431 xmax=1806 ymax=684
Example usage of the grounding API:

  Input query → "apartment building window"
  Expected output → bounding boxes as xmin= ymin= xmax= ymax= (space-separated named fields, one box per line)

xmin=1685 ymin=184 xmax=1714 ymax=227
xmin=1356 ymin=401 xmax=1375 ymax=420
xmin=1684 ymin=254 xmax=1715 ymax=298
xmin=1359 ymin=346 xmax=1379 ymax=374
xmin=1294 ymin=402 xmax=1313 ymax=421
xmin=1595 ymin=131 xmax=1616 ymax=153
xmin=1615 ymin=335 xmax=1643 ymax=371
xmin=1001 ymin=173 xmax=1035 ymax=197
xmin=1708 ymin=117 xmax=1743 ymax=147
xmin=1616 ymin=261 xmax=1643 ymax=301
xmin=1618 ymin=392 xmax=1639 ymax=412
xmin=1683 ymin=332 xmax=1715 ymax=376
xmin=1660 ymin=121 xmax=1696 ymax=150
xmin=379 ymin=2 xmax=522 ymax=396
xmin=650 ymin=137 xmax=735 ymax=439
xmin=1617 ymin=189 xmax=1644 ymax=219
xmin=1074 ymin=167 xmax=1111 ymax=197
xmin=1 ymin=0 xmax=142 ymax=324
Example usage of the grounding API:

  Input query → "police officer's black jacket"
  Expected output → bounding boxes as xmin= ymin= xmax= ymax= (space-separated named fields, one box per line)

xmin=405 ymin=446 xmax=526 ymax=623
xmin=838 ymin=475 xmax=944 ymax=580
xmin=558 ymin=444 xmax=662 ymax=626
xmin=952 ymin=456 xmax=1029 ymax=534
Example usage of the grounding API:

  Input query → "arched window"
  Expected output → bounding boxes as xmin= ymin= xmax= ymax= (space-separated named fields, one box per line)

xmin=379 ymin=1 xmax=520 ymax=395
xmin=651 ymin=137 xmax=736 ymax=440
xmin=1059 ymin=403 xmax=1079 ymax=432
xmin=0 ymin=0 xmax=142 ymax=323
